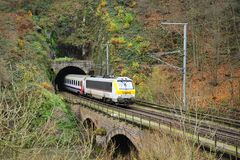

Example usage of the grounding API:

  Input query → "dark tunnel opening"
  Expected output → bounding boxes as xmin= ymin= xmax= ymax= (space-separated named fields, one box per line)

xmin=83 ymin=118 xmax=96 ymax=145
xmin=83 ymin=118 xmax=96 ymax=131
xmin=108 ymin=134 xmax=138 ymax=159
xmin=54 ymin=66 xmax=86 ymax=91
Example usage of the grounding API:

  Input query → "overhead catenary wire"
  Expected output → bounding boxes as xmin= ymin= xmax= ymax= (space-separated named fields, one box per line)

xmin=151 ymin=50 xmax=182 ymax=57
xmin=148 ymin=53 xmax=182 ymax=71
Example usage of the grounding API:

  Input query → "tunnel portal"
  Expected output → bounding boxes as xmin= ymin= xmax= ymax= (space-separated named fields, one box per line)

xmin=54 ymin=66 xmax=86 ymax=91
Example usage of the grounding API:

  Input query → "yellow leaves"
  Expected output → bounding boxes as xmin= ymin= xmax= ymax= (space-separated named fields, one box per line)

xmin=28 ymin=10 xmax=32 ymax=18
xmin=120 ymin=69 xmax=128 ymax=76
xmin=100 ymin=0 xmax=107 ymax=7
xmin=108 ymin=21 xmax=119 ymax=32
xmin=16 ymin=63 xmax=41 ymax=83
xmin=132 ymin=74 xmax=141 ymax=85
xmin=16 ymin=15 xmax=21 ymax=23
xmin=115 ymin=6 xmax=124 ymax=18
xmin=96 ymin=6 xmax=101 ymax=16
xmin=102 ymin=12 xmax=110 ymax=22
xmin=96 ymin=0 xmax=107 ymax=16
xmin=123 ymin=22 xmax=130 ymax=29
xmin=132 ymin=62 xmax=140 ymax=70
xmin=129 ymin=1 xmax=137 ymax=8
xmin=132 ymin=73 xmax=147 ymax=85
xmin=135 ymin=35 xmax=144 ymax=42
xmin=111 ymin=37 xmax=126 ymax=45
xmin=127 ymin=42 xmax=133 ymax=48
xmin=17 ymin=38 xmax=25 ymax=49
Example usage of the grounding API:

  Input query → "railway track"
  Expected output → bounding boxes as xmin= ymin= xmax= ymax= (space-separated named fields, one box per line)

xmin=127 ymin=105 xmax=240 ymax=146
xmin=134 ymin=100 xmax=240 ymax=129
xmin=62 ymin=92 xmax=240 ymax=157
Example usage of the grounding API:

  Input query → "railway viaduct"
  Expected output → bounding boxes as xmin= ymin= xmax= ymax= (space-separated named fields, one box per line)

xmin=51 ymin=61 xmax=240 ymax=158
xmin=71 ymin=103 xmax=144 ymax=155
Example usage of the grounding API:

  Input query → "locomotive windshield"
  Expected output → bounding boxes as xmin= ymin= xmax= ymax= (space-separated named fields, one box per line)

xmin=117 ymin=80 xmax=134 ymax=90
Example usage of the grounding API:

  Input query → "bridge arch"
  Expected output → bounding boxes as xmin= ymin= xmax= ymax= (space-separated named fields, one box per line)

xmin=83 ymin=118 xmax=96 ymax=131
xmin=106 ymin=129 xmax=138 ymax=158
xmin=54 ymin=66 xmax=86 ymax=91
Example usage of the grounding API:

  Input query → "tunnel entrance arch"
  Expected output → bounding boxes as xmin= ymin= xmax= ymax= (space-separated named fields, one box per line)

xmin=107 ymin=134 xmax=138 ymax=159
xmin=54 ymin=66 xmax=86 ymax=91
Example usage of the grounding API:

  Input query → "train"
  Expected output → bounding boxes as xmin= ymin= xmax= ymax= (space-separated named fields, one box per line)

xmin=64 ymin=74 xmax=135 ymax=104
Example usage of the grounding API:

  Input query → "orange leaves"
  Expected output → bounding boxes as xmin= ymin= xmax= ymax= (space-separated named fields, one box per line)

xmin=41 ymin=82 xmax=53 ymax=90
xmin=15 ymin=11 xmax=34 ymax=37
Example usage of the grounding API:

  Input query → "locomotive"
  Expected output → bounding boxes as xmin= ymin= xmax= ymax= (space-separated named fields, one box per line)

xmin=64 ymin=74 xmax=135 ymax=104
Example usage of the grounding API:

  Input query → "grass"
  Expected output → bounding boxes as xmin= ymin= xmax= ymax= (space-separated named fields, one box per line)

xmin=0 ymin=80 xmax=104 ymax=159
xmin=53 ymin=57 xmax=75 ymax=62
xmin=139 ymin=131 xmax=216 ymax=160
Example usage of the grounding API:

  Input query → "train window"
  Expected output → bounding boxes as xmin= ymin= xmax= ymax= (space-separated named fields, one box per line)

xmin=86 ymin=80 xmax=112 ymax=92
xmin=117 ymin=80 xmax=134 ymax=90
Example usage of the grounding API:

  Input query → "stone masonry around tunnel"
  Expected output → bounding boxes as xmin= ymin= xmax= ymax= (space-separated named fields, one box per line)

xmin=51 ymin=60 xmax=94 ymax=74
xmin=51 ymin=60 xmax=94 ymax=91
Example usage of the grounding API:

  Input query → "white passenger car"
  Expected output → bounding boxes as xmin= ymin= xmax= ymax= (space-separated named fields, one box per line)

xmin=64 ymin=74 xmax=89 ymax=95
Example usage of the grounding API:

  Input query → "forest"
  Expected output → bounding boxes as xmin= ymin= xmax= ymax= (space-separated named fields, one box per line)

xmin=0 ymin=0 xmax=239 ymax=159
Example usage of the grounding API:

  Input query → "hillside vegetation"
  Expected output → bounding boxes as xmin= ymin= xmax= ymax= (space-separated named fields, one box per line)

xmin=0 ymin=0 xmax=239 ymax=159
xmin=0 ymin=1 xmax=97 ymax=159
xmin=136 ymin=0 xmax=240 ymax=116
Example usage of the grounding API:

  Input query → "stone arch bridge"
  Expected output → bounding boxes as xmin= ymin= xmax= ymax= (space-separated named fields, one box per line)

xmin=68 ymin=94 xmax=147 ymax=157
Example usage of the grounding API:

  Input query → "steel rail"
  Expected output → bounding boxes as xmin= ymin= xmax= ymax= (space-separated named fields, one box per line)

xmin=127 ymin=105 xmax=240 ymax=146
xmin=134 ymin=100 xmax=240 ymax=129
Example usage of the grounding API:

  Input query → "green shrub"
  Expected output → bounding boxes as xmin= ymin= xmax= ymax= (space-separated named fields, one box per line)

xmin=125 ymin=13 xmax=134 ymax=24
xmin=54 ymin=57 xmax=74 ymax=62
